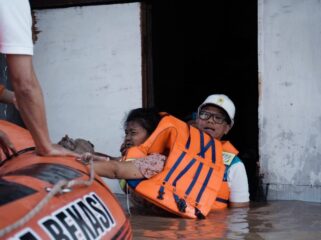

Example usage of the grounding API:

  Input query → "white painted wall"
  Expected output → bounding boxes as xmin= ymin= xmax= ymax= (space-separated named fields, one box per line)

xmin=33 ymin=3 xmax=142 ymax=193
xmin=259 ymin=0 xmax=321 ymax=202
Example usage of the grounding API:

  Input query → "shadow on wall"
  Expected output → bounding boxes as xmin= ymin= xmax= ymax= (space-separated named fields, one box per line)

xmin=0 ymin=54 xmax=25 ymax=127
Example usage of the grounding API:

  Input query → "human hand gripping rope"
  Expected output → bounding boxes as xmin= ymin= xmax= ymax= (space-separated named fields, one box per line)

xmin=78 ymin=152 xmax=132 ymax=215
xmin=0 ymin=156 xmax=95 ymax=238
xmin=77 ymin=152 xmax=110 ymax=164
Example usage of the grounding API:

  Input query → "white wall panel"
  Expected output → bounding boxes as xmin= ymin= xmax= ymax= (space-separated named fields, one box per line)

xmin=259 ymin=0 xmax=321 ymax=202
xmin=33 ymin=3 xmax=142 ymax=193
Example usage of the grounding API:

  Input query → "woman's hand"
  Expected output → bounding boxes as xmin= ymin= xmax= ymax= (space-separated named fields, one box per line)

xmin=76 ymin=152 xmax=110 ymax=165
xmin=120 ymin=141 xmax=133 ymax=156
xmin=120 ymin=142 xmax=127 ymax=156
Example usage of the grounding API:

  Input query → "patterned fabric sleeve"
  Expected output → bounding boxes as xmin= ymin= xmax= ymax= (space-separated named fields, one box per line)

xmin=133 ymin=153 xmax=166 ymax=179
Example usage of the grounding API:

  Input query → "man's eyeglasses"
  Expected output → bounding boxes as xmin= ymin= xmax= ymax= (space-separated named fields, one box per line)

xmin=198 ymin=111 xmax=226 ymax=124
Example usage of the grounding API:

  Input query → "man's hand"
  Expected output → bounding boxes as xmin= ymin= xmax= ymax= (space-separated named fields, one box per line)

xmin=0 ymin=130 xmax=17 ymax=159
xmin=36 ymin=144 xmax=80 ymax=157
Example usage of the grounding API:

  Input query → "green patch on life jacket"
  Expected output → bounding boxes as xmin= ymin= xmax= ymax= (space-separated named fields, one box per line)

xmin=222 ymin=152 xmax=236 ymax=166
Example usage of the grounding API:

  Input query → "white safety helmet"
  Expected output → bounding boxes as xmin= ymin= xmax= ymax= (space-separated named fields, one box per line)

xmin=197 ymin=94 xmax=235 ymax=125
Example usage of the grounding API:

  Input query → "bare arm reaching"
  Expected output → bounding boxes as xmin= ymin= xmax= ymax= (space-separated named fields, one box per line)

xmin=6 ymin=55 xmax=78 ymax=157
xmin=79 ymin=153 xmax=144 ymax=179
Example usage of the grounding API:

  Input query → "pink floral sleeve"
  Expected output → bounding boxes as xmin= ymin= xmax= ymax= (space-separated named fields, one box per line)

xmin=133 ymin=153 xmax=166 ymax=178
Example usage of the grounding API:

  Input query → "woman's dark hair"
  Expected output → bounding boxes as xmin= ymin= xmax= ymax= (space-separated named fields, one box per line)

xmin=124 ymin=108 xmax=162 ymax=135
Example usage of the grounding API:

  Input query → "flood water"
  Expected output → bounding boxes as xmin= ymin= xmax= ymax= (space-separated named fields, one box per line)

xmin=116 ymin=194 xmax=321 ymax=239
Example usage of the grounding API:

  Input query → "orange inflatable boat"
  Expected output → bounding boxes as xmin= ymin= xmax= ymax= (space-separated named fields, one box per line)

xmin=0 ymin=120 xmax=132 ymax=240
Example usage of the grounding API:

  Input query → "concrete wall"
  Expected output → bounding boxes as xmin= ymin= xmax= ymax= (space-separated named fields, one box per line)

xmin=258 ymin=0 xmax=321 ymax=202
xmin=33 ymin=3 xmax=142 ymax=193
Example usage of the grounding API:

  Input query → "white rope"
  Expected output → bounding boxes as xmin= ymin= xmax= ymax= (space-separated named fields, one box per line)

xmin=126 ymin=182 xmax=131 ymax=216
xmin=0 ymin=159 xmax=95 ymax=238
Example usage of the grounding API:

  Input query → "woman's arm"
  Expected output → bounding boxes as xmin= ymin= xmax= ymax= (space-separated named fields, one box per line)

xmin=79 ymin=153 xmax=144 ymax=179
xmin=93 ymin=160 xmax=144 ymax=179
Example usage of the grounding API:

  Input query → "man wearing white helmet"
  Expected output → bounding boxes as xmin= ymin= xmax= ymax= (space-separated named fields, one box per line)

xmin=196 ymin=94 xmax=249 ymax=208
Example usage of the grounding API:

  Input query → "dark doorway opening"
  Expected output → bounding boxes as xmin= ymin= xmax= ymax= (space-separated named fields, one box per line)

xmin=149 ymin=1 xmax=260 ymax=201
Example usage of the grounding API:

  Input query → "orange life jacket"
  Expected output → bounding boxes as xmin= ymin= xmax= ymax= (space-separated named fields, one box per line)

xmin=212 ymin=141 xmax=239 ymax=210
xmin=125 ymin=115 xmax=225 ymax=219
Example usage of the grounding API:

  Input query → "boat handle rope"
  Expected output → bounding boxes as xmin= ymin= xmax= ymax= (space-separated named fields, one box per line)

xmin=0 ymin=146 xmax=36 ymax=167
xmin=125 ymin=182 xmax=132 ymax=216
xmin=0 ymin=156 xmax=95 ymax=238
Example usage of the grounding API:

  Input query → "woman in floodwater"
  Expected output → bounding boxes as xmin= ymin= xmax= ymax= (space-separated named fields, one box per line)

xmin=78 ymin=107 xmax=170 ymax=215
xmin=80 ymin=108 xmax=165 ymax=179
xmin=79 ymin=95 xmax=249 ymax=217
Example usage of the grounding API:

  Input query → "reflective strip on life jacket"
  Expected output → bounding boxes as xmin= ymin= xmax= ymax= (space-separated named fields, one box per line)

xmin=125 ymin=115 xmax=225 ymax=219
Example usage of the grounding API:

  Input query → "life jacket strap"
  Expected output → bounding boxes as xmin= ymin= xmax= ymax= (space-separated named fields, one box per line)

xmin=216 ymin=197 xmax=229 ymax=204
xmin=156 ymin=151 xmax=186 ymax=200
xmin=196 ymin=168 xmax=213 ymax=204
xmin=197 ymin=130 xmax=216 ymax=164
xmin=157 ymin=185 xmax=165 ymax=200
xmin=195 ymin=207 xmax=205 ymax=219
xmin=172 ymin=159 xmax=196 ymax=188
xmin=184 ymin=161 xmax=202 ymax=196
xmin=173 ymin=193 xmax=187 ymax=212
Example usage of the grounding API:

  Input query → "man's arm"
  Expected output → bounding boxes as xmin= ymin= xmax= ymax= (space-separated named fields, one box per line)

xmin=6 ymin=54 xmax=77 ymax=157
xmin=228 ymin=161 xmax=250 ymax=208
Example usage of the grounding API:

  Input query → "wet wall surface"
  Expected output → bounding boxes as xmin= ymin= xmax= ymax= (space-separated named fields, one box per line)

xmin=258 ymin=0 xmax=321 ymax=202
xmin=115 ymin=195 xmax=321 ymax=240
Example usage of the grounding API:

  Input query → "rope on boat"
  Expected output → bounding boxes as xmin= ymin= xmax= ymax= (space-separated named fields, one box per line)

xmin=126 ymin=182 xmax=131 ymax=216
xmin=0 ymin=157 xmax=95 ymax=238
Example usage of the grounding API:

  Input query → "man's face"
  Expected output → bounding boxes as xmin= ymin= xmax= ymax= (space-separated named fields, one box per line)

xmin=195 ymin=105 xmax=232 ymax=139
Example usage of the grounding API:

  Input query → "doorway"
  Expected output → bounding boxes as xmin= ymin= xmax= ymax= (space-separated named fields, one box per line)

xmin=148 ymin=1 xmax=260 ymax=201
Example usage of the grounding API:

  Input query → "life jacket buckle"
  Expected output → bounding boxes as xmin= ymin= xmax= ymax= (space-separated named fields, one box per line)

xmin=195 ymin=207 xmax=205 ymax=219
xmin=157 ymin=190 xmax=164 ymax=200
xmin=176 ymin=198 xmax=187 ymax=212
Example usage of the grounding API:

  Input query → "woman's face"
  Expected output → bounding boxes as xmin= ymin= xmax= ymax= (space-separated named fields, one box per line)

xmin=123 ymin=121 xmax=149 ymax=149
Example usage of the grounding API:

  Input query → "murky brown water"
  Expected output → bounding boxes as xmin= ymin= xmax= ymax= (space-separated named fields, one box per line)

xmin=115 ymin=195 xmax=321 ymax=239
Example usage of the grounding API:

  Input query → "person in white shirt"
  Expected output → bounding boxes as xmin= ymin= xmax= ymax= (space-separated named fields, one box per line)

xmin=0 ymin=0 xmax=77 ymax=157
xmin=80 ymin=95 xmax=250 ymax=209
xmin=195 ymin=94 xmax=249 ymax=207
